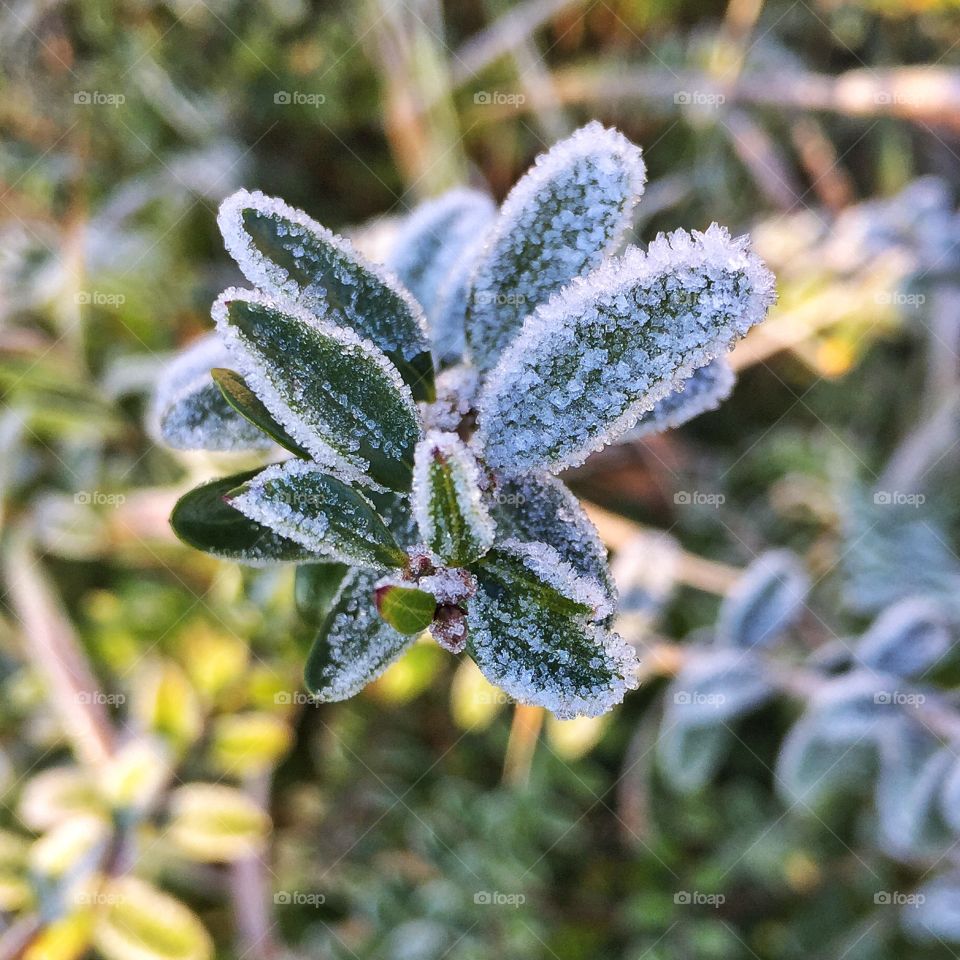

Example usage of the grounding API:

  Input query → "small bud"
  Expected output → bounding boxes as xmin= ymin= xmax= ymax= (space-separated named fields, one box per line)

xmin=432 ymin=605 xmax=468 ymax=654
xmin=374 ymin=581 xmax=437 ymax=635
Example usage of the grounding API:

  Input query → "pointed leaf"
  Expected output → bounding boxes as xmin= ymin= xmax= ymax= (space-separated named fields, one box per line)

xmin=305 ymin=567 xmax=416 ymax=701
xmin=412 ymin=431 xmax=495 ymax=565
xmin=388 ymin=188 xmax=496 ymax=321
xmin=170 ymin=470 xmax=317 ymax=566
xmin=716 ymin=549 xmax=810 ymax=649
xmin=624 ymin=357 xmax=735 ymax=441
xmin=214 ymin=288 xmax=421 ymax=490
xmin=490 ymin=472 xmax=616 ymax=609
xmin=218 ymin=189 xmax=434 ymax=399
xmin=476 ymin=225 xmax=775 ymax=475
xmin=150 ymin=335 xmax=271 ymax=452
xmin=211 ymin=367 xmax=308 ymax=457
xmin=467 ymin=544 xmax=637 ymax=719
xmin=466 ymin=122 xmax=647 ymax=371
xmin=228 ymin=461 xmax=407 ymax=569
xmin=295 ymin=562 xmax=350 ymax=625
xmin=429 ymin=238 xmax=487 ymax=367
xmin=374 ymin=582 xmax=437 ymax=635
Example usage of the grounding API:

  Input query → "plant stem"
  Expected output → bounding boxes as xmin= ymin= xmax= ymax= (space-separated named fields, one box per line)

xmin=503 ymin=704 xmax=544 ymax=787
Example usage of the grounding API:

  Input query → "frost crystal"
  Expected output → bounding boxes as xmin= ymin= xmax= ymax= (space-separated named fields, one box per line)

xmin=388 ymin=188 xmax=496 ymax=322
xmin=213 ymin=287 xmax=422 ymax=490
xmin=625 ymin=357 xmax=735 ymax=441
xmin=305 ymin=567 xmax=416 ymax=701
xmin=466 ymin=122 xmax=647 ymax=372
xmin=150 ymin=335 xmax=271 ymax=451
xmin=227 ymin=460 xmax=405 ymax=569
xmin=412 ymin=430 xmax=496 ymax=566
xmin=475 ymin=224 xmax=775 ymax=475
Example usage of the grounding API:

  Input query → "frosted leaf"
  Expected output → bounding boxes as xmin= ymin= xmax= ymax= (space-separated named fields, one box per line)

xmin=429 ymin=238 xmax=487 ymax=367
xmin=875 ymin=721 xmax=953 ymax=858
xmin=657 ymin=724 xmax=733 ymax=795
xmin=476 ymin=224 xmax=775 ymax=475
xmin=150 ymin=335 xmax=271 ymax=452
xmin=170 ymin=470 xmax=318 ymax=566
xmin=466 ymin=122 xmax=647 ymax=372
xmin=218 ymin=189 xmax=434 ymax=399
xmin=492 ymin=539 xmax=612 ymax=622
xmin=227 ymin=461 xmax=406 ymax=570
xmin=295 ymin=562 xmax=350 ymax=625
xmin=412 ymin=430 xmax=495 ymax=566
xmin=855 ymin=597 xmax=953 ymax=679
xmin=940 ymin=754 xmax=960 ymax=834
xmin=623 ymin=358 xmax=735 ymax=441
xmin=716 ymin=549 xmax=810 ymax=649
xmin=387 ymin=188 xmax=496 ymax=322
xmin=467 ymin=544 xmax=638 ymax=719
xmin=489 ymin=472 xmax=616 ymax=610
xmin=903 ymin=874 xmax=960 ymax=944
xmin=213 ymin=288 xmax=422 ymax=491
xmin=305 ymin=567 xmax=416 ymax=701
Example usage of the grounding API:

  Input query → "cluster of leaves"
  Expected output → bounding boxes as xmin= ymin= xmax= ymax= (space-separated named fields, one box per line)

xmin=653 ymin=536 xmax=960 ymax=946
xmin=152 ymin=122 xmax=775 ymax=719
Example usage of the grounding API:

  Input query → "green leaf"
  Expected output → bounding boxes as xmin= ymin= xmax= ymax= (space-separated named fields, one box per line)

xmin=170 ymin=470 xmax=317 ymax=566
xmin=295 ymin=562 xmax=351 ymax=625
xmin=490 ymin=472 xmax=616 ymax=610
xmin=475 ymin=225 xmax=775 ymax=476
xmin=656 ymin=723 xmax=733 ymax=795
xmin=467 ymin=544 xmax=637 ymax=719
xmin=218 ymin=189 xmax=435 ymax=400
xmin=166 ymin=784 xmax=269 ymax=864
xmin=374 ymin=582 xmax=437 ymax=635
xmin=214 ymin=289 xmax=421 ymax=491
xmin=412 ymin=431 xmax=495 ymax=565
xmin=465 ymin=122 xmax=646 ymax=372
xmin=151 ymin=335 xmax=271 ymax=452
xmin=228 ymin=461 xmax=407 ymax=569
xmin=305 ymin=568 xmax=416 ymax=701
xmin=211 ymin=367 xmax=309 ymax=457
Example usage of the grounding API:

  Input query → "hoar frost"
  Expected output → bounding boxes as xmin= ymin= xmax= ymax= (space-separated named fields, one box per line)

xmin=153 ymin=122 xmax=774 ymax=719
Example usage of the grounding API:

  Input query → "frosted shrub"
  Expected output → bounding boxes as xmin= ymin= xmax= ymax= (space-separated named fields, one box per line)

xmin=151 ymin=122 xmax=775 ymax=719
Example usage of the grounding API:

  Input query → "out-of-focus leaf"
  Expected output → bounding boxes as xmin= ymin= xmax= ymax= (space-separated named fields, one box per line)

xmin=657 ymin=723 xmax=734 ymax=795
xmin=856 ymin=597 xmax=953 ymax=678
xmin=28 ymin=815 xmax=111 ymax=882
xmin=167 ymin=784 xmax=269 ymax=863
xmin=131 ymin=661 xmax=203 ymax=752
xmin=450 ymin=658 xmax=508 ymax=731
xmin=546 ymin=714 xmax=607 ymax=761
xmin=18 ymin=768 xmax=103 ymax=832
xmin=93 ymin=875 xmax=213 ymax=960
xmin=902 ymin=873 xmax=960 ymax=944
xmin=209 ymin=713 xmax=292 ymax=776
xmin=716 ymin=550 xmax=810 ymax=649
xmin=99 ymin=740 xmax=170 ymax=818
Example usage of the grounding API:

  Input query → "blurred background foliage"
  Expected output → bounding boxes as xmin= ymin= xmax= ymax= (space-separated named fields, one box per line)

xmin=4 ymin=0 xmax=960 ymax=957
